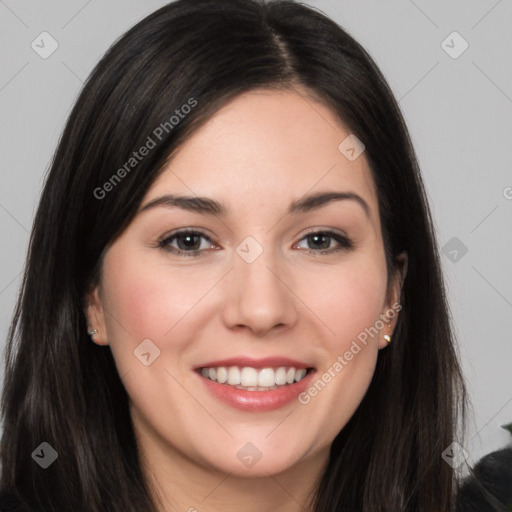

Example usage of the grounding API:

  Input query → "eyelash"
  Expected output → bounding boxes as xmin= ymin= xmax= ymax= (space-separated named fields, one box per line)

xmin=158 ymin=228 xmax=353 ymax=258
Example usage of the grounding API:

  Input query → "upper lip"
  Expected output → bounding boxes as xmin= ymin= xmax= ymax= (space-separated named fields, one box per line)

xmin=194 ymin=357 xmax=314 ymax=370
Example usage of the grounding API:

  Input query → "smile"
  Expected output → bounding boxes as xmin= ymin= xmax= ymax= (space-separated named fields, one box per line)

xmin=195 ymin=358 xmax=317 ymax=412
xmin=198 ymin=365 xmax=312 ymax=391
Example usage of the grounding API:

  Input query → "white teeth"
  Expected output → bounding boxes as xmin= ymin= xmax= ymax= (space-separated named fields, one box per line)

xmin=258 ymin=368 xmax=275 ymax=387
xmin=216 ymin=366 xmax=228 ymax=384
xmin=227 ymin=366 xmax=241 ymax=385
xmin=295 ymin=368 xmax=307 ymax=381
xmin=275 ymin=367 xmax=287 ymax=385
xmin=199 ymin=365 xmax=311 ymax=389
xmin=240 ymin=367 xmax=258 ymax=387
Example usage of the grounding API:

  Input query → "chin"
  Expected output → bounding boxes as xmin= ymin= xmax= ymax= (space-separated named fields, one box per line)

xmin=197 ymin=439 xmax=311 ymax=477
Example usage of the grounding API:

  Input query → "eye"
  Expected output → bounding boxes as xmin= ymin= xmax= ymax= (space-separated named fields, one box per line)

xmin=294 ymin=230 xmax=353 ymax=255
xmin=158 ymin=229 xmax=216 ymax=257
xmin=158 ymin=228 xmax=353 ymax=258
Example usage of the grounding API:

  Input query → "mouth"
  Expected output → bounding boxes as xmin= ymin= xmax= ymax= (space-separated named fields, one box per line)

xmin=196 ymin=365 xmax=314 ymax=391
xmin=193 ymin=357 xmax=317 ymax=412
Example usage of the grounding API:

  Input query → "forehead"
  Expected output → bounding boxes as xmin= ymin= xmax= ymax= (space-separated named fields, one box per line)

xmin=145 ymin=88 xmax=378 ymax=223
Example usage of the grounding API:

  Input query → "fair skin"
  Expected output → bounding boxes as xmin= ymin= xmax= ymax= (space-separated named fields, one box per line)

xmin=86 ymin=88 xmax=407 ymax=512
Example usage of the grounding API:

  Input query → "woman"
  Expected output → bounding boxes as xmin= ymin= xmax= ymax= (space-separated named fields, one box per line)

xmin=0 ymin=0 xmax=468 ymax=510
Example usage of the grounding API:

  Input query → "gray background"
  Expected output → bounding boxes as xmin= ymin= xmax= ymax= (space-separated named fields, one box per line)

xmin=1 ymin=0 xmax=511 ymax=469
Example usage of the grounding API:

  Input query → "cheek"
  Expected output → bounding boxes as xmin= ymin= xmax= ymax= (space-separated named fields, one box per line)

xmin=298 ymin=259 xmax=385 ymax=437
xmin=310 ymin=255 xmax=387 ymax=349
xmin=100 ymin=248 xmax=214 ymax=350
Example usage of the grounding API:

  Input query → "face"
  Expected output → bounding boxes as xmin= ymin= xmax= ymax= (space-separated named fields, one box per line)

xmin=86 ymin=88 xmax=406 ymax=479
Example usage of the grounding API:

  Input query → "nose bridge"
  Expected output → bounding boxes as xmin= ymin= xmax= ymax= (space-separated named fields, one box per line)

xmin=222 ymin=236 xmax=297 ymax=334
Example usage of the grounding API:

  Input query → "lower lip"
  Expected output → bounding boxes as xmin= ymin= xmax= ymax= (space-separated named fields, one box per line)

xmin=196 ymin=370 xmax=316 ymax=412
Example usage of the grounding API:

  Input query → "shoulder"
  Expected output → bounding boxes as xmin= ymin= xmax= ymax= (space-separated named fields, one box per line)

xmin=456 ymin=447 xmax=512 ymax=512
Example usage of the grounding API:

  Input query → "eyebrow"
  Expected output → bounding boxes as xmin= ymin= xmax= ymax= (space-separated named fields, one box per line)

xmin=138 ymin=191 xmax=371 ymax=220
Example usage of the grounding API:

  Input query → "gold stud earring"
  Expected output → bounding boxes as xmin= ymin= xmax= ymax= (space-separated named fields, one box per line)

xmin=383 ymin=333 xmax=391 ymax=343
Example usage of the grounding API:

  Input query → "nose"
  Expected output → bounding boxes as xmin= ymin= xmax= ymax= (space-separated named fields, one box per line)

xmin=221 ymin=247 xmax=298 ymax=337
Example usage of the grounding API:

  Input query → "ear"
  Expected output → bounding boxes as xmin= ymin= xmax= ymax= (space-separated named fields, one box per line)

xmin=378 ymin=251 xmax=408 ymax=349
xmin=84 ymin=284 xmax=109 ymax=346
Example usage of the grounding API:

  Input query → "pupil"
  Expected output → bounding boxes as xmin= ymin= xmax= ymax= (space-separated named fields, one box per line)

xmin=179 ymin=234 xmax=199 ymax=250
xmin=310 ymin=234 xmax=329 ymax=250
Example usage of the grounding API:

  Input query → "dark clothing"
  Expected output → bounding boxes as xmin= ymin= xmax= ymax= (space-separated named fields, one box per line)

xmin=456 ymin=447 xmax=512 ymax=512
xmin=0 ymin=489 xmax=25 ymax=511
